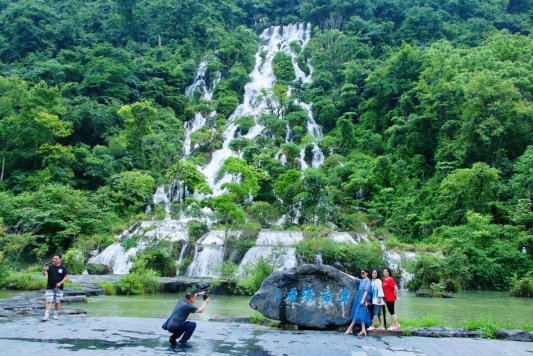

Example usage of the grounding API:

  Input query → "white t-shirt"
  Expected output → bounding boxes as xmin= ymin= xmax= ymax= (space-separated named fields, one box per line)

xmin=372 ymin=279 xmax=385 ymax=305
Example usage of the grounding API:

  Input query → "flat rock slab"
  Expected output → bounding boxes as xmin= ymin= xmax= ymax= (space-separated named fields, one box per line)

xmin=0 ymin=316 xmax=532 ymax=355
xmin=250 ymin=264 xmax=356 ymax=328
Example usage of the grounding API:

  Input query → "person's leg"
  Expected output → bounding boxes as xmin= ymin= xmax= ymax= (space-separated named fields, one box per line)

xmin=43 ymin=290 xmax=54 ymax=320
xmin=368 ymin=305 xmax=379 ymax=330
xmin=344 ymin=319 xmax=356 ymax=334
xmin=53 ymin=289 xmax=63 ymax=319
xmin=378 ymin=308 xmax=384 ymax=330
xmin=358 ymin=321 xmax=367 ymax=336
xmin=386 ymin=302 xmax=398 ymax=329
xmin=169 ymin=329 xmax=185 ymax=345
xmin=179 ymin=321 xmax=196 ymax=343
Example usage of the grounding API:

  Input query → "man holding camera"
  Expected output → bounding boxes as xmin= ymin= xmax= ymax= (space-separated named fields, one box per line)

xmin=165 ymin=291 xmax=209 ymax=347
xmin=42 ymin=253 xmax=69 ymax=321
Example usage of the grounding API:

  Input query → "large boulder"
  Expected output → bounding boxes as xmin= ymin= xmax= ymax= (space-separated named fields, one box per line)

xmin=249 ymin=264 xmax=356 ymax=328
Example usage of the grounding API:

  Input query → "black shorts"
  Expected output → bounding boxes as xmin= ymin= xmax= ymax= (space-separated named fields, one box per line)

xmin=385 ymin=301 xmax=395 ymax=315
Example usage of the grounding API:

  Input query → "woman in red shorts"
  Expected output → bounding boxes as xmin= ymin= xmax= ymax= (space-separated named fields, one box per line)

xmin=382 ymin=267 xmax=400 ymax=330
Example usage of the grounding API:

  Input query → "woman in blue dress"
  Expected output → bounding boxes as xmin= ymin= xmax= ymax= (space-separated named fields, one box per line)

xmin=343 ymin=269 xmax=372 ymax=336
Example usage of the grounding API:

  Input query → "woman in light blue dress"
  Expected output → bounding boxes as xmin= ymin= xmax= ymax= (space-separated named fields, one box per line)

xmin=343 ymin=269 xmax=372 ymax=336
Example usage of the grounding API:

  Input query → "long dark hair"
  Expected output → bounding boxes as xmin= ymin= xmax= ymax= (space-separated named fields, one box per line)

xmin=372 ymin=269 xmax=380 ymax=279
xmin=383 ymin=267 xmax=393 ymax=277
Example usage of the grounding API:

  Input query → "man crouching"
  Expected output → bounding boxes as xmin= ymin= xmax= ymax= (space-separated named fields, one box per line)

xmin=166 ymin=291 xmax=209 ymax=348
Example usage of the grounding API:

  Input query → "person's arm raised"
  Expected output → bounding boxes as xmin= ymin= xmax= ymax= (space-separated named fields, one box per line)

xmin=195 ymin=298 xmax=209 ymax=313
xmin=341 ymin=271 xmax=356 ymax=281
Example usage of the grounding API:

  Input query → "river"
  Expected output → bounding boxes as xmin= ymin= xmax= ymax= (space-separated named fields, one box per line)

xmin=77 ymin=290 xmax=533 ymax=327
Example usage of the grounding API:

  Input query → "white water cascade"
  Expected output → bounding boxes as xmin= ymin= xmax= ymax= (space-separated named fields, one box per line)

xmin=238 ymin=230 xmax=304 ymax=275
xmin=201 ymin=23 xmax=320 ymax=195
xmin=186 ymin=231 xmax=235 ymax=277
xmin=184 ymin=61 xmax=221 ymax=156
xmin=381 ymin=242 xmax=417 ymax=289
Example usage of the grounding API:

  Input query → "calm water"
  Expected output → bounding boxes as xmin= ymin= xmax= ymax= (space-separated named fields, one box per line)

xmin=81 ymin=291 xmax=533 ymax=327
xmin=0 ymin=290 xmax=16 ymax=299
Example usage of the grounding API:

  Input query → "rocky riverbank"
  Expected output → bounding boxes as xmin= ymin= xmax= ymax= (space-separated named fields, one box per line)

xmin=0 ymin=316 xmax=532 ymax=355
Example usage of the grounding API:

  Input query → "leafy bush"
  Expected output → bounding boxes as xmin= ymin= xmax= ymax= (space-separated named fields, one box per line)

xmin=96 ymin=281 xmax=116 ymax=295
xmin=462 ymin=317 xmax=500 ymax=339
xmin=176 ymin=257 xmax=191 ymax=276
xmin=235 ymin=116 xmax=255 ymax=135
xmin=86 ymin=263 xmax=111 ymax=275
xmin=238 ymin=258 xmax=274 ymax=295
xmin=296 ymin=238 xmax=384 ymax=274
xmin=62 ymin=248 xmax=84 ymax=275
xmin=0 ymin=272 xmax=46 ymax=290
xmin=272 ymin=52 xmax=295 ymax=82
xmin=407 ymin=253 xmax=446 ymax=292
xmin=121 ymin=235 xmax=140 ymax=249
xmin=116 ymin=270 xmax=161 ymax=295
xmin=509 ymin=273 xmax=533 ymax=297
xmin=130 ymin=245 xmax=177 ymax=277
xmin=187 ymin=221 xmax=209 ymax=243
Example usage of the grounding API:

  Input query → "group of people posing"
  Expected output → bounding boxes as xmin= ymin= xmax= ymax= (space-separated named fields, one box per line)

xmin=343 ymin=268 xmax=400 ymax=336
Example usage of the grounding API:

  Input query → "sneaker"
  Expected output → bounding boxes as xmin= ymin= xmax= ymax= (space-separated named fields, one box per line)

xmin=377 ymin=327 xmax=385 ymax=331
xmin=42 ymin=314 xmax=49 ymax=321
xmin=53 ymin=313 xmax=58 ymax=320
xmin=367 ymin=326 xmax=376 ymax=331
xmin=387 ymin=325 xmax=397 ymax=331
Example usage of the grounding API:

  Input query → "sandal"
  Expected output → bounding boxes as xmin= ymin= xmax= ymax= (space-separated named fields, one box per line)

xmin=357 ymin=331 xmax=367 ymax=336
xmin=344 ymin=329 xmax=353 ymax=335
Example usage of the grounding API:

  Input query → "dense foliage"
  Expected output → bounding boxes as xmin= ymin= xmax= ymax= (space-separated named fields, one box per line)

xmin=0 ymin=0 xmax=531 ymax=292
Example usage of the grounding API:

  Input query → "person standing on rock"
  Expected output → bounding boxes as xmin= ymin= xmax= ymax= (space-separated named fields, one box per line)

xmin=164 ymin=291 xmax=209 ymax=348
xmin=343 ymin=270 xmax=371 ymax=336
xmin=383 ymin=267 xmax=400 ymax=330
xmin=42 ymin=253 xmax=69 ymax=321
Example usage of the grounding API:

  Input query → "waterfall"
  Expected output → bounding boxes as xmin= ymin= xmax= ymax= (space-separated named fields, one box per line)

xmin=329 ymin=232 xmax=357 ymax=244
xmin=88 ymin=243 xmax=138 ymax=274
xmin=186 ymin=230 xmax=232 ymax=277
xmin=238 ymin=230 xmax=304 ymax=275
xmin=380 ymin=242 xmax=417 ymax=289
xmin=202 ymin=23 xmax=315 ymax=195
xmin=184 ymin=60 xmax=221 ymax=156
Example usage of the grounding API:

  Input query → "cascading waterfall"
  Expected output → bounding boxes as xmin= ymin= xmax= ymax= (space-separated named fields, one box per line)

xmin=186 ymin=230 xmax=240 ymax=277
xmin=201 ymin=23 xmax=321 ymax=195
xmin=238 ymin=230 xmax=304 ymax=275
xmin=381 ymin=242 xmax=417 ymax=289
xmin=183 ymin=61 xmax=221 ymax=156
xmin=90 ymin=25 xmax=416 ymax=280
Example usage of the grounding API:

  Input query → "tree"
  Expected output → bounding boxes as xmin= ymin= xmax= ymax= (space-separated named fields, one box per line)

xmin=166 ymin=160 xmax=212 ymax=195
xmin=109 ymin=171 xmax=155 ymax=216
xmin=219 ymin=157 xmax=259 ymax=202
xmin=437 ymin=163 xmax=500 ymax=225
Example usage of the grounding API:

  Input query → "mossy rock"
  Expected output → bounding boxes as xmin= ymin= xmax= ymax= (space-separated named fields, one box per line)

xmin=86 ymin=263 xmax=111 ymax=275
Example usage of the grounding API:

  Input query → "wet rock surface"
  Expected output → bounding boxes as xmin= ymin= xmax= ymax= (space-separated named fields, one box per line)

xmin=0 ymin=316 xmax=532 ymax=355
xmin=0 ymin=288 xmax=93 ymax=318
xmin=415 ymin=289 xmax=454 ymax=298
xmin=250 ymin=264 xmax=356 ymax=328
xmin=495 ymin=329 xmax=533 ymax=342
xmin=408 ymin=326 xmax=481 ymax=338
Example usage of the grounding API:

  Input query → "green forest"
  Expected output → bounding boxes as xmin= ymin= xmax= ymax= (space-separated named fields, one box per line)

xmin=0 ymin=0 xmax=531 ymax=294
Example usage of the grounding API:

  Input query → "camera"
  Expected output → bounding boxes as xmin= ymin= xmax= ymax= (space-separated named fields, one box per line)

xmin=203 ymin=293 xmax=208 ymax=301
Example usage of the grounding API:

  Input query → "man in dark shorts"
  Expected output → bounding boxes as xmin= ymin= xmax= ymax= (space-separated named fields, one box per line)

xmin=166 ymin=291 xmax=209 ymax=347
xmin=42 ymin=253 xmax=69 ymax=321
